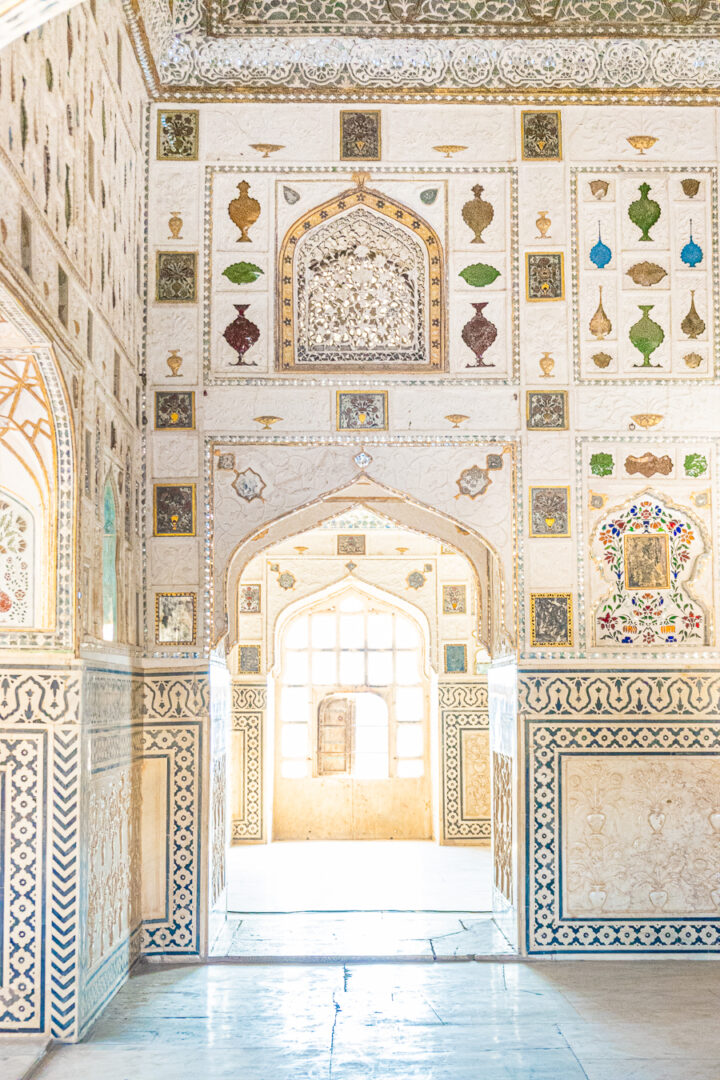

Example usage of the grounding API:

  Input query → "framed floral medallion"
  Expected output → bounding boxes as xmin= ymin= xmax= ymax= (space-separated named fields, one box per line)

xmin=239 ymin=584 xmax=262 ymax=614
xmin=336 ymin=391 xmax=388 ymax=430
xmin=526 ymin=252 xmax=565 ymax=301
xmin=526 ymin=390 xmax=569 ymax=431
xmin=529 ymin=486 xmax=570 ymax=537
xmin=340 ymin=110 xmax=381 ymax=160
xmin=153 ymin=483 xmax=196 ymax=536
xmin=157 ymin=110 xmax=199 ymax=160
xmin=521 ymin=110 xmax=562 ymax=161
xmin=155 ymin=251 xmax=197 ymax=303
xmin=337 ymin=534 xmax=366 ymax=555
xmin=442 ymin=585 xmax=467 ymax=614
xmin=155 ymin=390 xmax=195 ymax=430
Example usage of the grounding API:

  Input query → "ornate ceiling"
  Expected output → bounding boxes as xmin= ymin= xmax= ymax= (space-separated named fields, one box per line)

xmin=121 ymin=0 xmax=720 ymax=98
xmin=4 ymin=0 xmax=720 ymax=97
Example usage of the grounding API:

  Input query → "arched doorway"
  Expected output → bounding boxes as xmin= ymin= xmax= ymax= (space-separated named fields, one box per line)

xmin=210 ymin=480 xmax=516 ymax=958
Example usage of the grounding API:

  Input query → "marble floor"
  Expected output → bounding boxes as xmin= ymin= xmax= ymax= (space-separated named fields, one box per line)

xmin=210 ymin=911 xmax=514 ymax=958
xmin=22 ymin=960 xmax=720 ymax=1080
xmin=226 ymin=841 xmax=493 ymax=912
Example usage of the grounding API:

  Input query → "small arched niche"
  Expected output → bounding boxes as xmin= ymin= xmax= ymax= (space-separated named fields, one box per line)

xmin=277 ymin=179 xmax=445 ymax=373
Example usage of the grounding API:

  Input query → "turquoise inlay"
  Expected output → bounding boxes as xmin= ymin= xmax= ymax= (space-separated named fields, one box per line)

xmin=681 ymin=222 xmax=703 ymax=268
xmin=589 ymin=223 xmax=612 ymax=269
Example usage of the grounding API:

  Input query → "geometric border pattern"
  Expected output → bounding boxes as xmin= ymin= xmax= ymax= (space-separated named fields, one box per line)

xmin=526 ymin=718 xmax=720 ymax=953
xmin=231 ymin=684 xmax=265 ymax=842
xmin=138 ymin=722 xmax=202 ymax=955
xmin=519 ymin=668 xmax=720 ymax=717
xmin=0 ymin=730 xmax=47 ymax=1032
xmin=49 ymin=726 xmax=80 ymax=1038
xmin=439 ymin=680 xmax=490 ymax=841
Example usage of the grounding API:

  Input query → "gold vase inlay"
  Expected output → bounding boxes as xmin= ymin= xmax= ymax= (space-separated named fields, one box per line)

xmin=589 ymin=286 xmax=612 ymax=340
xmin=166 ymin=350 xmax=183 ymax=377
xmin=168 ymin=210 xmax=183 ymax=239
xmin=228 ymin=180 xmax=261 ymax=243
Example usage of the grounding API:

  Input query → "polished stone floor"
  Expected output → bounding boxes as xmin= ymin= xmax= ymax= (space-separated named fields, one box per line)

xmin=226 ymin=841 xmax=493 ymax=912
xmin=23 ymin=960 xmax=720 ymax=1080
xmin=210 ymin=911 xmax=514 ymax=958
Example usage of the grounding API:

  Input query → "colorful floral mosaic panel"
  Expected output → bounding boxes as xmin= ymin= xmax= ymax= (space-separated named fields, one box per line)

xmin=0 ymin=495 xmax=33 ymax=626
xmin=593 ymin=495 xmax=707 ymax=646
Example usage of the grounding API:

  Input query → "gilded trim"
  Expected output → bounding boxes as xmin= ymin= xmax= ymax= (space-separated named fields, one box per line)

xmin=277 ymin=182 xmax=445 ymax=372
xmin=529 ymin=591 xmax=574 ymax=648
xmin=153 ymin=482 xmax=197 ymax=537
xmin=528 ymin=485 xmax=571 ymax=538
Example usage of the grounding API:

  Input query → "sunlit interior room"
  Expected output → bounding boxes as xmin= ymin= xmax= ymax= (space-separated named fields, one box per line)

xmin=1 ymin=2 xmax=720 ymax=1077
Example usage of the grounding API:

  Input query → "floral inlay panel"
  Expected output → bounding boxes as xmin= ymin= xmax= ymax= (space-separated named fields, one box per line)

xmin=278 ymin=181 xmax=443 ymax=372
xmin=0 ymin=494 xmax=33 ymax=626
xmin=564 ymin=754 xmax=720 ymax=917
xmin=592 ymin=493 xmax=707 ymax=646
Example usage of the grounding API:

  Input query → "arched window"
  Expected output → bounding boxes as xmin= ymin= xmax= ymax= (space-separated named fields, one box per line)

xmin=278 ymin=179 xmax=444 ymax=372
xmin=102 ymin=479 xmax=118 ymax=641
xmin=278 ymin=587 xmax=427 ymax=780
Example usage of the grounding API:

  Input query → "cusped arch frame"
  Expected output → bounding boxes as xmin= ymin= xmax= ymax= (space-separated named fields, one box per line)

xmin=222 ymin=474 xmax=511 ymax=658
xmin=589 ymin=486 xmax=714 ymax=649
xmin=276 ymin=177 xmax=446 ymax=373
xmin=269 ymin=575 xmax=434 ymax=679
xmin=0 ymin=279 xmax=75 ymax=648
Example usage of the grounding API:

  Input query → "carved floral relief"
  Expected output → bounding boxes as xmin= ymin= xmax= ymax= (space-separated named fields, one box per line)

xmin=564 ymin=754 xmax=720 ymax=917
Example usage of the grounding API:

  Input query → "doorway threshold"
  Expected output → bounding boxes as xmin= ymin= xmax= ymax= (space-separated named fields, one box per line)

xmin=209 ymin=911 xmax=515 ymax=960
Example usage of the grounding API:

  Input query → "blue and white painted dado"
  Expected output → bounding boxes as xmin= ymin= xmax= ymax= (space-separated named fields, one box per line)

xmin=521 ymin=668 xmax=720 ymax=954
xmin=0 ymin=665 xmax=210 ymax=1039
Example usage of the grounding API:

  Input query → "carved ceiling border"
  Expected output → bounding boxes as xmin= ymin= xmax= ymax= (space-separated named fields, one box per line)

xmin=122 ymin=4 xmax=720 ymax=101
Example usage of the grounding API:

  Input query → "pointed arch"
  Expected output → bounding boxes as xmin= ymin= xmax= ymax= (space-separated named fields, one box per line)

xmin=0 ymin=281 xmax=74 ymax=645
xmin=270 ymin=575 xmax=433 ymax=678
xmin=223 ymin=475 xmax=507 ymax=656
xmin=277 ymin=178 xmax=445 ymax=372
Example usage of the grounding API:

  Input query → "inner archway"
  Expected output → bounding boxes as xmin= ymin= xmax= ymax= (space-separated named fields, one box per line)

xmin=212 ymin=493 xmax=514 ymax=959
